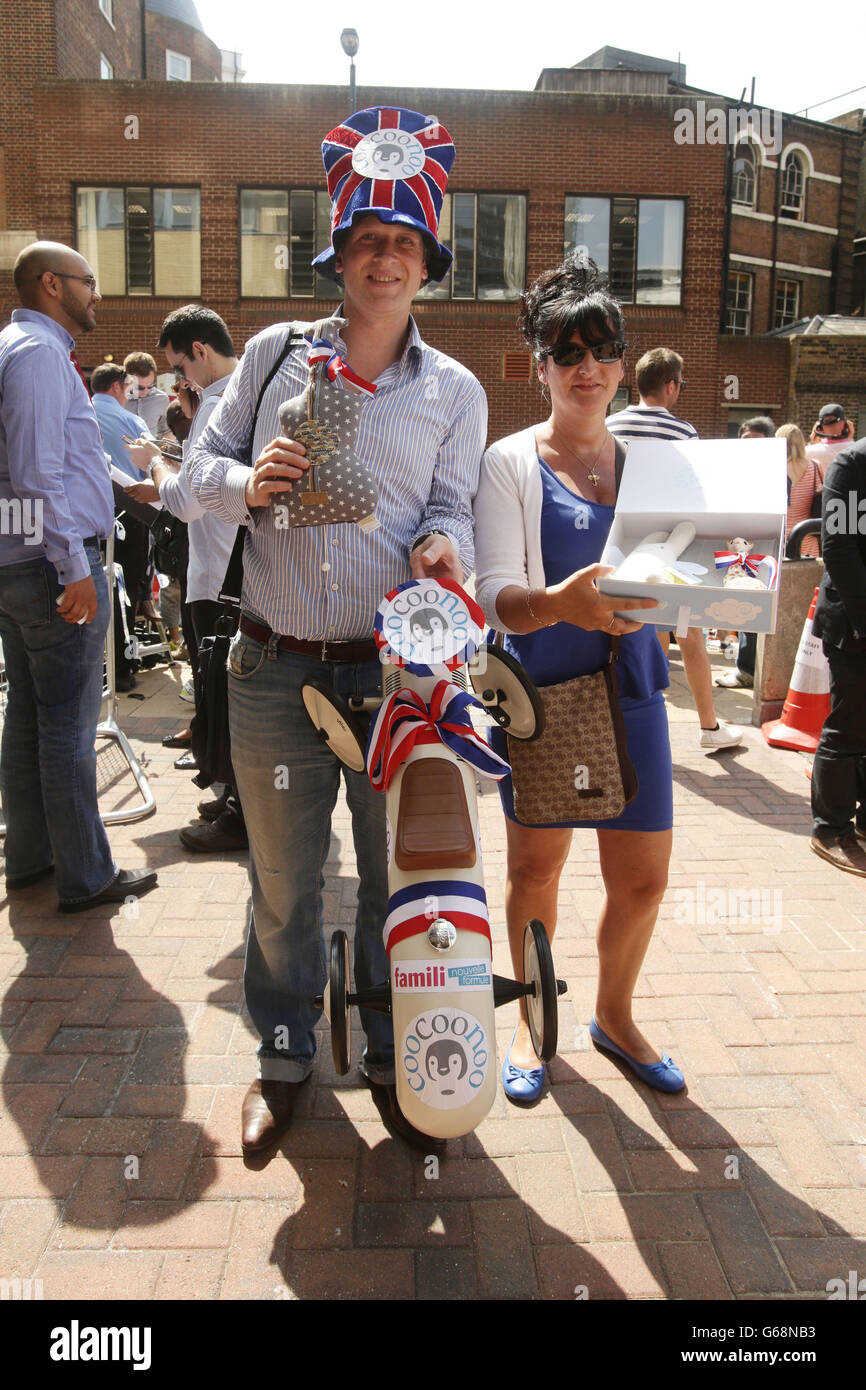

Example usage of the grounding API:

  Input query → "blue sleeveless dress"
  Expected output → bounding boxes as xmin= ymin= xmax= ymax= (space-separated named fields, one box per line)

xmin=492 ymin=457 xmax=673 ymax=831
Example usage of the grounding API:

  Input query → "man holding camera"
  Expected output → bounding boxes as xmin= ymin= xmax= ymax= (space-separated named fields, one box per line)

xmin=807 ymin=403 xmax=855 ymax=471
xmin=125 ymin=305 xmax=244 ymax=850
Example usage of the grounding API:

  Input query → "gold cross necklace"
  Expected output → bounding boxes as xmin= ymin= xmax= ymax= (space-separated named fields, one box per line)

xmin=549 ymin=425 xmax=610 ymax=489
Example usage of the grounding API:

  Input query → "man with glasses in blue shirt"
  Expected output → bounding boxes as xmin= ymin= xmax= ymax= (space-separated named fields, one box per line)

xmin=0 ymin=241 xmax=157 ymax=911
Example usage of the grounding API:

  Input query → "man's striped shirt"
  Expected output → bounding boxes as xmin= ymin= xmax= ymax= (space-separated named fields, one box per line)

xmin=606 ymin=403 xmax=699 ymax=442
xmin=186 ymin=314 xmax=487 ymax=639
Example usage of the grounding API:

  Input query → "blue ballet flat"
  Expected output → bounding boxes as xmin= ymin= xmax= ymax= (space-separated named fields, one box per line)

xmin=502 ymin=1028 xmax=546 ymax=1105
xmin=589 ymin=1017 xmax=685 ymax=1093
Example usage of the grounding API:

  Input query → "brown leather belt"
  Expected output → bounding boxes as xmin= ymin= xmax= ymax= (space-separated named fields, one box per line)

xmin=239 ymin=615 xmax=378 ymax=664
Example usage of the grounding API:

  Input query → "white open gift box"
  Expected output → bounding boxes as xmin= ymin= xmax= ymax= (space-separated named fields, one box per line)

xmin=598 ymin=437 xmax=788 ymax=636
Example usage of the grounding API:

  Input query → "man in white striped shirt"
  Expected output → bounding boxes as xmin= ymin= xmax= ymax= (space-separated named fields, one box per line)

xmin=187 ymin=110 xmax=487 ymax=1155
xmin=607 ymin=348 xmax=743 ymax=752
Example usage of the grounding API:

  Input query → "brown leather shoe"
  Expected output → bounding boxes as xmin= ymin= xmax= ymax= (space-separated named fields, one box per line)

xmin=362 ymin=1074 xmax=446 ymax=1155
xmin=241 ymin=1077 xmax=306 ymax=1153
xmin=810 ymin=834 xmax=866 ymax=877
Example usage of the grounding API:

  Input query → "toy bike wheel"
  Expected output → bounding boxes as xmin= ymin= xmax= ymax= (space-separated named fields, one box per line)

xmin=523 ymin=919 xmax=558 ymax=1063
xmin=468 ymin=645 xmax=545 ymax=741
xmin=329 ymin=929 xmax=351 ymax=1075
xmin=301 ymin=678 xmax=368 ymax=772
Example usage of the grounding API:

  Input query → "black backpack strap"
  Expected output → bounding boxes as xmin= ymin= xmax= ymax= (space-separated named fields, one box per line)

xmin=219 ymin=325 xmax=305 ymax=607
xmin=241 ymin=325 xmax=306 ymax=465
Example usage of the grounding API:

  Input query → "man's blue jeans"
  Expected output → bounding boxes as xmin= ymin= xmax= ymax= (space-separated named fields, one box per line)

xmin=0 ymin=546 xmax=116 ymax=903
xmin=227 ymin=631 xmax=394 ymax=1084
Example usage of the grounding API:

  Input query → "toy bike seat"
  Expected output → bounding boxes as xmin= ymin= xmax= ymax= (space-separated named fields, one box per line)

xmin=395 ymin=756 xmax=476 ymax=870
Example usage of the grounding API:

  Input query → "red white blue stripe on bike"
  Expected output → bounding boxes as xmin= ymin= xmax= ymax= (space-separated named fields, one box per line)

xmin=384 ymin=880 xmax=491 ymax=954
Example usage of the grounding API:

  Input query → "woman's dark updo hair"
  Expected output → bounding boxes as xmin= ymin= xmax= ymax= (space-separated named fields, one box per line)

xmin=518 ymin=253 xmax=625 ymax=360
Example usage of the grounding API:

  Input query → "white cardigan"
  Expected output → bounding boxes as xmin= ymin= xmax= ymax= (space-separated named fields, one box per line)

xmin=473 ymin=425 xmax=550 ymax=634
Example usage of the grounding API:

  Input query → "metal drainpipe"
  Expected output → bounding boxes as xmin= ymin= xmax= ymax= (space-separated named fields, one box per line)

xmin=720 ymin=133 xmax=733 ymax=334
xmin=768 ymin=118 xmax=783 ymax=332
xmin=786 ymin=332 xmax=801 ymax=427
xmin=140 ymin=0 xmax=147 ymax=79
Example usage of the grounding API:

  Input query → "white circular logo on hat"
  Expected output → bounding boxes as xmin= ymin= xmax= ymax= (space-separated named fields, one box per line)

xmin=352 ymin=128 xmax=425 ymax=181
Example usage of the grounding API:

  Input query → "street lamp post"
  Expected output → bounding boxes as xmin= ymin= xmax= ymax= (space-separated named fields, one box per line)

xmin=340 ymin=28 xmax=359 ymax=112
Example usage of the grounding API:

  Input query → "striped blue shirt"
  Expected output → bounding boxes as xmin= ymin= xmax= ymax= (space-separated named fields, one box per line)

xmin=186 ymin=314 xmax=487 ymax=639
xmin=606 ymin=403 xmax=699 ymax=442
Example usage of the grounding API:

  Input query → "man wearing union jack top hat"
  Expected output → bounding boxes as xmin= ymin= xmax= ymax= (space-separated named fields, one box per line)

xmin=187 ymin=105 xmax=487 ymax=1155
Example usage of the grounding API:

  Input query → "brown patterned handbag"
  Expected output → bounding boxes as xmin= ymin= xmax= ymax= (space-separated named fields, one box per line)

xmin=506 ymin=638 xmax=638 ymax=825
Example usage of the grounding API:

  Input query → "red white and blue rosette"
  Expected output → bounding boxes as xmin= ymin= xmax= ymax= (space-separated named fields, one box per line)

xmin=366 ymin=680 xmax=510 ymax=792
xmin=713 ymin=549 xmax=778 ymax=586
xmin=374 ymin=579 xmax=486 ymax=675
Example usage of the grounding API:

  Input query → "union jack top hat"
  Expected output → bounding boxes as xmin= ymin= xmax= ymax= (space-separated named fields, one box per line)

xmin=312 ymin=106 xmax=456 ymax=284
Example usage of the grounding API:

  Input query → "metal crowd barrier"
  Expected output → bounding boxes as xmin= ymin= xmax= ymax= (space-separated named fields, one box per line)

xmin=98 ymin=525 xmax=156 ymax=823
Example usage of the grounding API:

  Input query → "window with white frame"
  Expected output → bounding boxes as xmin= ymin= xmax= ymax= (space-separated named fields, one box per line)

xmin=98 ymin=0 xmax=113 ymax=22
xmin=564 ymin=195 xmax=685 ymax=305
xmin=726 ymin=270 xmax=753 ymax=334
xmin=166 ymin=50 xmax=192 ymax=82
xmin=239 ymin=189 xmax=339 ymax=299
xmin=416 ymin=193 xmax=526 ymax=301
xmin=76 ymin=186 xmax=201 ymax=296
xmin=732 ymin=146 xmax=756 ymax=207
xmin=780 ymin=153 xmax=805 ymax=220
xmin=774 ymin=278 xmax=800 ymax=328
xmin=99 ymin=54 xmax=113 ymax=79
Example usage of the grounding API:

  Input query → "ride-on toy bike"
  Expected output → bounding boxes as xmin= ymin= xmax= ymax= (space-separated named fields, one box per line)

xmin=305 ymin=578 xmax=566 ymax=1140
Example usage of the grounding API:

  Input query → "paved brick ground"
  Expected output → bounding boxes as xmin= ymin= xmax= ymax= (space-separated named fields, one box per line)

xmin=2 ymin=650 xmax=865 ymax=1301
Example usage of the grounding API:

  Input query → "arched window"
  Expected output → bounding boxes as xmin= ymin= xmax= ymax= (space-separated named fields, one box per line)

xmin=780 ymin=153 xmax=805 ymax=219
xmin=732 ymin=146 xmax=756 ymax=207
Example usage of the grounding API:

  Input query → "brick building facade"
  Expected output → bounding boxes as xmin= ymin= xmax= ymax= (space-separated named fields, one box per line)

xmin=2 ymin=18 xmax=864 ymax=443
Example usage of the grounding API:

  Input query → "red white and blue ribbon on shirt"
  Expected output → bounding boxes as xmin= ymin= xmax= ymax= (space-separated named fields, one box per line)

xmin=366 ymin=681 xmax=510 ymax=793
xmin=307 ymin=338 xmax=377 ymax=398
xmin=713 ymin=549 xmax=778 ymax=586
xmin=384 ymin=879 xmax=491 ymax=954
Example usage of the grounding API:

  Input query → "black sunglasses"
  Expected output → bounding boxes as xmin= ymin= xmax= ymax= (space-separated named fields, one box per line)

xmin=547 ymin=340 xmax=628 ymax=367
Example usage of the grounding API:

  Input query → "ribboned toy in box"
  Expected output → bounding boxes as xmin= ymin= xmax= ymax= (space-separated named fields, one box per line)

xmin=598 ymin=437 xmax=788 ymax=637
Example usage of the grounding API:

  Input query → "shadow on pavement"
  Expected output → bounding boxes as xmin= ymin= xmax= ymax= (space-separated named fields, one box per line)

xmin=1 ymin=892 xmax=215 ymax=1234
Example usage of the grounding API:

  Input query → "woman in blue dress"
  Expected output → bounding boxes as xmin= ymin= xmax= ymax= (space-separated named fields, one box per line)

xmin=473 ymin=254 xmax=685 ymax=1100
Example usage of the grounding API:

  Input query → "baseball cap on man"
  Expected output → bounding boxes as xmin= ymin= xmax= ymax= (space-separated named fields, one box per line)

xmin=818 ymin=403 xmax=845 ymax=423
xmin=312 ymin=106 xmax=456 ymax=283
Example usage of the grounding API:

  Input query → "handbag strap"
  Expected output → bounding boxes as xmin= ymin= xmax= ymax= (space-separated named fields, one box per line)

xmin=218 ymin=325 xmax=305 ymax=607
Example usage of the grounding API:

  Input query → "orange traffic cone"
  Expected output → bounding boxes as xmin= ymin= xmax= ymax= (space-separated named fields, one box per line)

xmin=763 ymin=587 xmax=830 ymax=752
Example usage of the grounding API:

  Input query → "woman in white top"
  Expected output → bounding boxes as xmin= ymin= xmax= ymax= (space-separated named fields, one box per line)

xmin=473 ymin=254 xmax=685 ymax=1101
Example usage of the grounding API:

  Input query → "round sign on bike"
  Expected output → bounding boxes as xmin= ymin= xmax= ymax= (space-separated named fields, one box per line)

xmin=374 ymin=579 xmax=486 ymax=675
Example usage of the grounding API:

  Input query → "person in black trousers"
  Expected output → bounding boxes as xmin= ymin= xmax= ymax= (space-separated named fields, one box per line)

xmin=810 ymin=434 xmax=866 ymax=875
